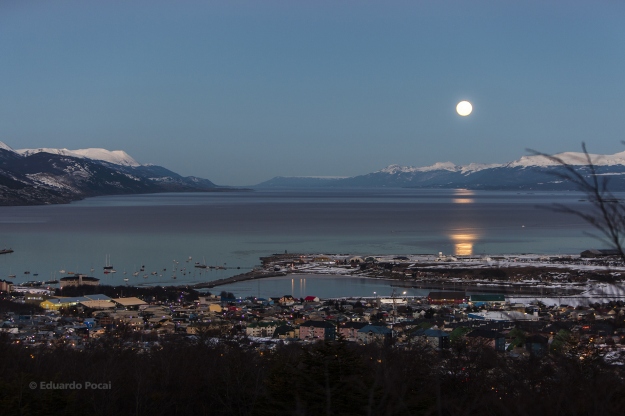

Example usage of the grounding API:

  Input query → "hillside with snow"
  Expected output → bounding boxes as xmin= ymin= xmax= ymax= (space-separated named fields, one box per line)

xmin=507 ymin=151 xmax=625 ymax=168
xmin=16 ymin=146 xmax=141 ymax=167
xmin=0 ymin=141 xmax=221 ymax=206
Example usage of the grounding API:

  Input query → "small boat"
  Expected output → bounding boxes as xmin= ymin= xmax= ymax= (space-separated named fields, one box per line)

xmin=133 ymin=271 xmax=139 ymax=276
xmin=104 ymin=254 xmax=113 ymax=270
xmin=24 ymin=271 xmax=30 ymax=275
xmin=143 ymin=274 xmax=148 ymax=279
xmin=195 ymin=257 xmax=208 ymax=269
xmin=123 ymin=278 xmax=129 ymax=283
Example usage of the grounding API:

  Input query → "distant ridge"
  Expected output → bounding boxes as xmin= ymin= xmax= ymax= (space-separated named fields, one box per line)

xmin=255 ymin=150 xmax=625 ymax=190
xmin=0 ymin=141 xmax=224 ymax=206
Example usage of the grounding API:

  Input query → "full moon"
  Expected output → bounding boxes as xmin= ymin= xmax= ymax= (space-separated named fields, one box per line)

xmin=456 ymin=101 xmax=473 ymax=116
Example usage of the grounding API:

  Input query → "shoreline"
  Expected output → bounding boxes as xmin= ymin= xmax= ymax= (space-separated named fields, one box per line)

xmin=192 ymin=271 xmax=588 ymax=297
xmin=186 ymin=252 xmax=625 ymax=299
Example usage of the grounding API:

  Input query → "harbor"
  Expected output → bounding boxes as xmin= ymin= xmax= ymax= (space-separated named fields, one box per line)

xmin=177 ymin=251 xmax=625 ymax=303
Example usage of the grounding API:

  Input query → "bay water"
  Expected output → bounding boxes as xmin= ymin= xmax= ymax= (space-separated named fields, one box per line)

xmin=0 ymin=188 xmax=604 ymax=298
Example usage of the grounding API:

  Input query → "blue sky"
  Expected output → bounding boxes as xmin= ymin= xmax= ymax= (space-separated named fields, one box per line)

xmin=1 ymin=1 xmax=624 ymax=186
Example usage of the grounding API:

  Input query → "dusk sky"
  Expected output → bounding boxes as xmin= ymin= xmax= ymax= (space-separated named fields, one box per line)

xmin=1 ymin=1 xmax=624 ymax=186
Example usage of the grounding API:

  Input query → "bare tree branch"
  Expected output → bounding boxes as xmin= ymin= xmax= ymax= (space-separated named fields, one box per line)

xmin=528 ymin=143 xmax=625 ymax=262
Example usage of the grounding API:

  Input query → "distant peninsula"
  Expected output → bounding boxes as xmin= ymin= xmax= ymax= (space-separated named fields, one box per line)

xmin=0 ymin=141 xmax=236 ymax=206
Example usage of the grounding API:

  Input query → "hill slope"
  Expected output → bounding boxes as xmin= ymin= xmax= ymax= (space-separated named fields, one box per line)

xmin=0 ymin=142 xmax=220 ymax=206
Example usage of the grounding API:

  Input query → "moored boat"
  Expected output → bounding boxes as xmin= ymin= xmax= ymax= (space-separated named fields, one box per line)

xmin=104 ymin=254 xmax=113 ymax=270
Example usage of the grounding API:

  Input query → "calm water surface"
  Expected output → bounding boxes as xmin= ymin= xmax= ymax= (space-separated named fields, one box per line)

xmin=0 ymin=188 xmax=604 ymax=296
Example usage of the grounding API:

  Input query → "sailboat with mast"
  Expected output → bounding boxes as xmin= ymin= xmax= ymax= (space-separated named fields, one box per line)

xmin=103 ymin=254 xmax=114 ymax=274
xmin=194 ymin=256 xmax=208 ymax=269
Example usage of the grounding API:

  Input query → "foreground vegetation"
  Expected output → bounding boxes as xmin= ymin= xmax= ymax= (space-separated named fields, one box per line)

xmin=1 ymin=333 xmax=624 ymax=416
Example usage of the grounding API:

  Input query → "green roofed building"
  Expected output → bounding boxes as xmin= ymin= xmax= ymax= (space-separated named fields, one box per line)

xmin=469 ymin=294 xmax=506 ymax=306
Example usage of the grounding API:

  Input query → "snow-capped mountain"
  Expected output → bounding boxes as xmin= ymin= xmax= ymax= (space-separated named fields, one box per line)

xmin=16 ymin=146 xmax=141 ymax=167
xmin=0 ymin=141 xmax=14 ymax=152
xmin=507 ymin=151 xmax=625 ymax=168
xmin=255 ymin=150 xmax=625 ymax=190
xmin=0 ymin=141 xmax=220 ymax=206
xmin=376 ymin=161 xmax=503 ymax=175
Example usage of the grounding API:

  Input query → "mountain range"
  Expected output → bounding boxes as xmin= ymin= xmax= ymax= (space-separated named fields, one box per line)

xmin=4 ymin=142 xmax=625 ymax=206
xmin=255 ymin=150 xmax=625 ymax=191
xmin=0 ymin=142 xmax=220 ymax=206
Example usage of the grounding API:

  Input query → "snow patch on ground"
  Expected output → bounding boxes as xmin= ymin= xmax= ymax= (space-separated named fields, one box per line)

xmin=25 ymin=173 xmax=77 ymax=192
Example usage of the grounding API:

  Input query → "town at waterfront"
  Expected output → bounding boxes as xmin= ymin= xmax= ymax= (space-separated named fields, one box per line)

xmin=3 ymin=250 xmax=625 ymax=414
xmin=0 ymin=250 xmax=625 ymax=352
xmin=3 ymin=249 xmax=625 ymax=355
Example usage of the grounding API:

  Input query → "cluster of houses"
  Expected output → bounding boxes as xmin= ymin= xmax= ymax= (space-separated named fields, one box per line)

xmin=238 ymin=292 xmax=625 ymax=359
xmin=1 ymin=287 xmax=624 ymax=363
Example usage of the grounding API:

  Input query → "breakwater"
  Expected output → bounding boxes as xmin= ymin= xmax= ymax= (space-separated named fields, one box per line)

xmin=191 ymin=270 xmax=287 ymax=289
